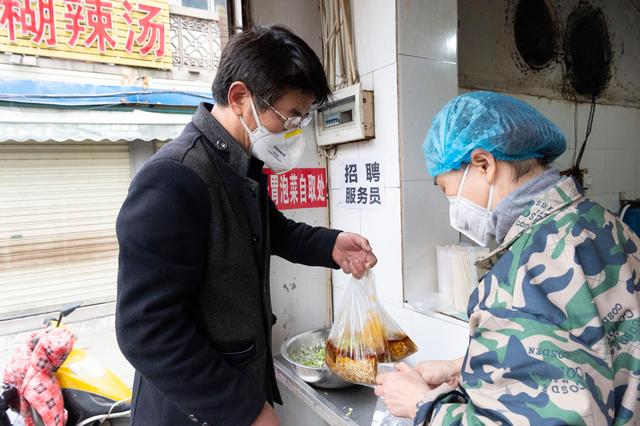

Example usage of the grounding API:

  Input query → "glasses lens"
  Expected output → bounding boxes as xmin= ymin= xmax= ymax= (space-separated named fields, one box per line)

xmin=283 ymin=117 xmax=298 ymax=130
xmin=283 ymin=114 xmax=312 ymax=130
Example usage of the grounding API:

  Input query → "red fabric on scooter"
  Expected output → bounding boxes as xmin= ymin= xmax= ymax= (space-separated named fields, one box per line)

xmin=3 ymin=328 xmax=74 ymax=426
xmin=3 ymin=332 xmax=37 ymax=417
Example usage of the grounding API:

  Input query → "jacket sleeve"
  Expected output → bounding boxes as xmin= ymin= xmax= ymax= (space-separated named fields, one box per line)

xmin=115 ymin=159 xmax=265 ymax=426
xmin=412 ymin=229 xmax=626 ymax=425
xmin=268 ymin=197 xmax=341 ymax=268
xmin=413 ymin=384 xmax=466 ymax=425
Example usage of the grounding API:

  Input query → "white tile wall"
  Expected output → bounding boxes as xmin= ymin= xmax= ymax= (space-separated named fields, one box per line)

xmin=250 ymin=0 xmax=322 ymax=54
xmin=410 ymin=312 xmax=469 ymax=361
xmin=328 ymin=188 xmax=361 ymax=238
xmin=330 ymin=2 xmax=405 ymax=320
xmin=351 ymin=0 xmax=396 ymax=76
xmin=327 ymin=143 xmax=358 ymax=190
xmin=577 ymin=102 xmax=639 ymax=151
xmin=393 ymin=0 xmax=463 ymax=354
xmin=331 ymin=284 xmax=347 ymax=317
xmin=574 ymin=102 xmax=638 ymax=213
xmin=402 ymin=180 xmax=459 ymax=301
xmin=397 ymin=0 xmax=457 ymax=63
xmin=361 ymin=188 xmax=403 ymax=306
xmin=399 ymin=55 xmax=458 ymax=182
xmin=580 ymin=149 xmax=608 ymax=195
xmin=606 ymin=150 xmax=637 ymax=195
xmin=364 ymin=63 xmax=400 ymax=188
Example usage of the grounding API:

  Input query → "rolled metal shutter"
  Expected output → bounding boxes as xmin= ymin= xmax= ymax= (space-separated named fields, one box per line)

xmin=0 ymin=143 xmax=130 ymax=319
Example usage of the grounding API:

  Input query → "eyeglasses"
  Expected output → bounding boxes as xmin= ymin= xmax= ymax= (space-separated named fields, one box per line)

xmin=256 ymin=95 xmax=313 ymax=130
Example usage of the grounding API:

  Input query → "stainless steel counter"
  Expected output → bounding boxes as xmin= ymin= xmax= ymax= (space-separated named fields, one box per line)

xmin=274 ymin=355 xmax=378 ymax=426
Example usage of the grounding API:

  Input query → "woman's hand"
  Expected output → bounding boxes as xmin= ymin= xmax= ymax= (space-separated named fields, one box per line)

xmin=416 ymin=357 xmax=463 ymax=389
xmin=374 ymin=363 xmax=430 ymax=419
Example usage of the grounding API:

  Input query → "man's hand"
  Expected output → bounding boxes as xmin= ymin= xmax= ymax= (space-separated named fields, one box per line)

xmin=416 ymin=357 xmax=463 ymax=389
xmin=331 ymin=232 xmax=377 ymax=279
xmin=374 ymin=363 xmax=430 ymax=419
xmin=251 ymin=402 xmax=279 ymax=426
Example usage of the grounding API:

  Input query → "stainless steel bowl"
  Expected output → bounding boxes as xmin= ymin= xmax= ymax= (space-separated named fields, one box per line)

xmin=281 ymin=328 xmax=353 ymax=389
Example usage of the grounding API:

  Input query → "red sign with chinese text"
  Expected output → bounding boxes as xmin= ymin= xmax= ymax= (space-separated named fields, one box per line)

xmin=264 ymin=168 xmax=328 ymax=210
xmin=0 ymin=0 xmax=171 ymax=68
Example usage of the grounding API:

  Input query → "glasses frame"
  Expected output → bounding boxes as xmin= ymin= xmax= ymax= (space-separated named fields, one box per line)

xmin=256 ymin=95 xmax=313 ymax=130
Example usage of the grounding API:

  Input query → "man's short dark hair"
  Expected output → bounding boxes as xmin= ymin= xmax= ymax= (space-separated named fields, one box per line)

xmin=212 ymin=25 xmax=331 ymax=110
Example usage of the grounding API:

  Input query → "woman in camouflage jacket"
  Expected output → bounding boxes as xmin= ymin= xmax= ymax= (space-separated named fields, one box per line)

xmin=375 ymin=92 xmax=640 ymax=425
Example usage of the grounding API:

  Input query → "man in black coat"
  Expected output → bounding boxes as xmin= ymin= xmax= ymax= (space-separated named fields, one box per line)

xmin=115 ymin=25 xmax=377 ymax=426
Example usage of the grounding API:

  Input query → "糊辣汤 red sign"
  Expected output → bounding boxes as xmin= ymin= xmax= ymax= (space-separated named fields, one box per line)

xmin=0 ymin=0 xmax=171 ymax=68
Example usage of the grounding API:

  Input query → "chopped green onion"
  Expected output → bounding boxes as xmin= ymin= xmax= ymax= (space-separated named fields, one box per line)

xmin=290 ymin=343 xmax=326 ymax=368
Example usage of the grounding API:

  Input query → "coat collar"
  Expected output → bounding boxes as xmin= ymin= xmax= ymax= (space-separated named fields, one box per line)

xmin=191 ymin=102 xmax=264 ymax=178
xmin=476 ymin=176 xmax=585 ymax=271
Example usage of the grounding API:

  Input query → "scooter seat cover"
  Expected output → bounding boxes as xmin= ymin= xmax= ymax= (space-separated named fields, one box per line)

xmin=4 ymin=328 xmax=74 ymax=426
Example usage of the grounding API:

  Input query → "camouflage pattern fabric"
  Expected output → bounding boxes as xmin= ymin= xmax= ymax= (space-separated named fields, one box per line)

xmin=415 ymin=177 xmax=640 ymax=425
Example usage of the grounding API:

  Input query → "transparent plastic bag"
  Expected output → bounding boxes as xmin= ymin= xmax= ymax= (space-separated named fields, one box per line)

xmin=325 ymin=272 xmax=417 ymax=385
xmin=371 ymin=397 xmax=413 ymax=426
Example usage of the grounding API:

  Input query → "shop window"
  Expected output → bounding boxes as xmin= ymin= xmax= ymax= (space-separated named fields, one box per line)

xmin=169 ymin=0 xmax=214 ymax=12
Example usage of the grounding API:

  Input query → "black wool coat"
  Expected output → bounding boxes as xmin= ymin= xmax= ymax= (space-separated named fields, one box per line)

xmin=115 ymin=103 xmax=340 ymax=426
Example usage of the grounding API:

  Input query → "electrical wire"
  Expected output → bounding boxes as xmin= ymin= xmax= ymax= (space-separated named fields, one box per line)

xmin=322 ymin=145 xmax=338 ymax=160
xmin=626 ymin=0 xmax=640 ymax=15
xmin=572 ymin=102 xmax=578 ymax=165
xmin=74 ymin=410 xmax=130 ymax=426
xmin=320 ymin=0 xmax=359 ymax=92
xmin=574 ymin=95 xmax=596 ymax=171
xmin=74 ymin=397 xmax=132 ymax=426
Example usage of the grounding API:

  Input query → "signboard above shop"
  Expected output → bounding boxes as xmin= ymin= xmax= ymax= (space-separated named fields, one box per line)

xmin=0 ymin=0 xmax=171 ymax=68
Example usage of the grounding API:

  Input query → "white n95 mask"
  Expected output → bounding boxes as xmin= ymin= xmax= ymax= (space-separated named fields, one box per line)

xmin=448 ymin=166 xmax=495 ymax=247
xmin=239 ymin=97 xmax=305 ymax=174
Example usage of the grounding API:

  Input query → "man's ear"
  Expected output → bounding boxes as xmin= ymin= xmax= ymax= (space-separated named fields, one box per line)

xmin=470 ymin=149 xmax=496 ymax=185
xmin=227 ymin=81 xmax=249 ymax=117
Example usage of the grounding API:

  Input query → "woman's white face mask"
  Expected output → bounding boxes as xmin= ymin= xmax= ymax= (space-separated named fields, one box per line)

xmin=239 ymin=97 xmax=305 ymax=174
xmin=448 ymin=166 xmax=495 ymax=247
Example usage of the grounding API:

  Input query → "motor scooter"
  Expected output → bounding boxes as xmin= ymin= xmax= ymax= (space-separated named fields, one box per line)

xmin=1 ymin=303 xmax=131 ymax=426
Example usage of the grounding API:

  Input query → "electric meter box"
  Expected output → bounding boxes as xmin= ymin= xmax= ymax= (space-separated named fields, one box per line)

xmin=314 ymin=83 xmax=374 ymax=146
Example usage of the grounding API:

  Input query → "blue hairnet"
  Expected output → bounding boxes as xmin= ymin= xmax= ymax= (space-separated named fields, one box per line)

xmin=422 ymin=91 xmax=566 ymax=177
